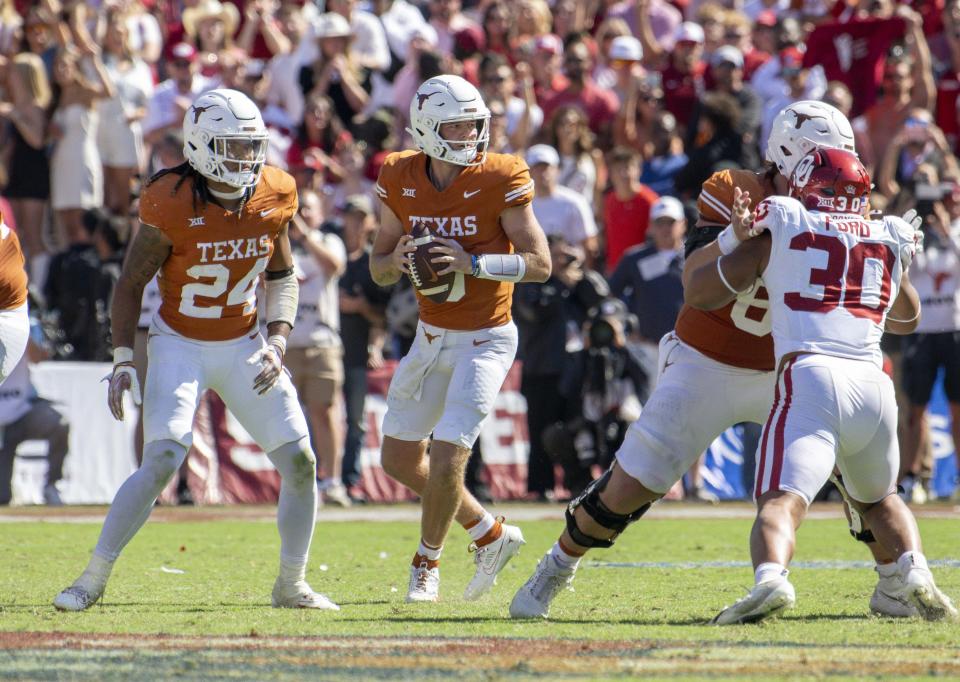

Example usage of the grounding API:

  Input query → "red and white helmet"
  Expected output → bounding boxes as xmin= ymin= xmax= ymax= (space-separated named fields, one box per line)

xmin=789 ymin=147 xmax=870 ymax=214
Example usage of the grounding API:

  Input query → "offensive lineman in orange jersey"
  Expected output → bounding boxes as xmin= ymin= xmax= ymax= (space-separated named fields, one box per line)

xmin=54 ymin=89 xmax=338 ymax=612
xmin=0 ymin=213 xmax=29 ymax=384
xmin=511 ymin=101 xmax=924 ymax=620
xmin=370 ymin=75 xmax=551 ymax=603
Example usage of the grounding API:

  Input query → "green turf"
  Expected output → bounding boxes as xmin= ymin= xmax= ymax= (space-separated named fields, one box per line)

xmin=1 ymin=511 xmax=958 ymax=680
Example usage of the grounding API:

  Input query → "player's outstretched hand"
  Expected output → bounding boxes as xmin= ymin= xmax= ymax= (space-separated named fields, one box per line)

xmin=731 ymin=187 xmax=757 ymax=240
xmin=105 ymin=363 xmax=141 ymax=421
xmin=391 ymin=234 xmax=415 ymax=277
xmin=249 ymin=343 xmax=284 ymax=395
xmin=898 ymin=208 xmax=925 ymax=271
xmin=429 ymin=237 xmax=472 ymax=275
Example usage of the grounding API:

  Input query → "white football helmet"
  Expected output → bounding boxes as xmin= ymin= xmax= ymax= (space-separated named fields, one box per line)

xmin=183 ymin=88 xmax=269 ymax=189
xmin=407 ymin=75 xmax=490 ymax=166
xmin=765 ymin=101 xmax=856 ymax=179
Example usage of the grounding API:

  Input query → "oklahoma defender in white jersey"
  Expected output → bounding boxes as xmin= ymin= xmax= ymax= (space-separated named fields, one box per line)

xmin=687 ymin=148 xmax=957 ymax=624
xmin=370 ymin=75 xmax=550 ymax=603
xmin=510 ymin=101 xmax=919 ymax=621
xmin=54 ymin=89 xmax=338 ymax=612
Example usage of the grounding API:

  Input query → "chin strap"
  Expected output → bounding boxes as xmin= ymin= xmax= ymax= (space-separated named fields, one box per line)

xmin=209 ymin=185 xmax=247 ymax=200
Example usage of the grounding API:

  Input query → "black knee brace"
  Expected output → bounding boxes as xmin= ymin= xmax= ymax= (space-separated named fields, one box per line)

xmin=564 ymin=467 xmax=651 ymax=549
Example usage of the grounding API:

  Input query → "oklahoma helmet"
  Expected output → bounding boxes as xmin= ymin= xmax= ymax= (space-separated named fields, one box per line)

xmin=789 ymin=147 xmax=870 ymax=214
xmin=766 ymin=101 xmax=856 ymax=179
xmin=407 ymin=75 xmax=490 ymax=167
xmin=183 ymin=88 xmax=269 ymax=189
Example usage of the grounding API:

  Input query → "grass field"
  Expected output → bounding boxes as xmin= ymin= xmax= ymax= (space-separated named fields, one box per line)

xmin=1 ymin=503 xmax=958 ymax=680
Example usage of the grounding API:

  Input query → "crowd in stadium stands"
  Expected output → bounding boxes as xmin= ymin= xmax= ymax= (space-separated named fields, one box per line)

xmin=0 ymin=0 xmax=957 ymax=505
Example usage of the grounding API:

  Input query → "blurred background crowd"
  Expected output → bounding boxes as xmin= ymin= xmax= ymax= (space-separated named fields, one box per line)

xmin=0 ymin=0 xmax=957 ymax=507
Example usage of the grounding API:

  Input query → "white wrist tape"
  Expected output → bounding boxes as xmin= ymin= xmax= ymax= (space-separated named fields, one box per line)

xmin=267 ymin=334 xmax=287 ymax=358
xmin=717 ymin=224 xmax=742 ymax=256
xmin=475 ymin=254 xmax=526 ymax=282
xmin=113 ymin=346 xmax=134 ymax=365
xmin=264 ymin=272 xmax=299 ymax=328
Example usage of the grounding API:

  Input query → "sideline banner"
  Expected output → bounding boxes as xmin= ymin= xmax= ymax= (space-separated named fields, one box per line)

xmin=11 ymin=362 xmax=958 ymax=504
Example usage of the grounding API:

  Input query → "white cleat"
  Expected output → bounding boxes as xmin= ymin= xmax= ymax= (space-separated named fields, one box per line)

xmin=901 ymin=569 xmax=959 ymax=622
xmin=711 ymin=577 xmax=796 ymax=625
xmin=870 ymin=570 xmax=920 ymax=618
xmin=271 ymin=579 xmax=340 ymax=610
xmin=406 ymin=562 xmax=440 ymax=603
xmin=509 ymin=552 xmax=576 ymax=619
xmin=464 ymin=522 xmax=525 ymax=601
xmin=53 ymin=584 xmax=103 ymax=612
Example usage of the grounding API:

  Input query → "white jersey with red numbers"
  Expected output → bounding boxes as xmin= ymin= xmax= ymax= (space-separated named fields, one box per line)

xmin=755 ymin=196 xmax=907 ymax=369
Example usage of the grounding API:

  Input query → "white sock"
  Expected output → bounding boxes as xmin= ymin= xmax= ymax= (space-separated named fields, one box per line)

xmin=897 ymin=550 xmax=929 ymax=574
xmin=466 ymin=512 xmax=496 ymax=542
xmin=876 ymin=562 xmax=898 ymax=579
xmin=76 ymin=551 xmax=115 ymax=591
xmin=549 ymin=541 xmax=581 ymax=570
xmin=755 ymin=562 xmax=788 ymax=584
xmin=278 ymin=557 xmax=307 ymax=585
xmin=417 ymin=540 xmax=442 ymax=561
xmin=269 ymin=439 xmax=318 ymax=566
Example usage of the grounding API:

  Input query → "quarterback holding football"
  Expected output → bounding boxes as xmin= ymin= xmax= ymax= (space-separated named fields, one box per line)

xmin=369 ymin=75 xmax=551 ymax=603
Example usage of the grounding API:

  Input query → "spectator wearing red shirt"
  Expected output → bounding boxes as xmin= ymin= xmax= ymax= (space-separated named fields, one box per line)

xmin=658 ymin=22 xmax=706 ymax=132
xmin=540 ymin=33 xmax=619 ymax=142
xmin=603 ymin=146 xmax=659 ymax=273
xmin=527 ymin=34 xmax=568 ymax=107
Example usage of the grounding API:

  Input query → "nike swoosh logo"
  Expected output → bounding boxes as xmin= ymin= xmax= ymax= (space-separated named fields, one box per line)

xmin=472 ymin=339 xmax=491 ymax=347
xmin=260 ymin=208 xmax=277 ymax=217
xmin=464 ymin=189 xmax=481 ymax=199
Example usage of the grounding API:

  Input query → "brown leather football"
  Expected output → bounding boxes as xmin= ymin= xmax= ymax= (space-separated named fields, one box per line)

xmin=408 ymin=222 xmax=456 ymax=303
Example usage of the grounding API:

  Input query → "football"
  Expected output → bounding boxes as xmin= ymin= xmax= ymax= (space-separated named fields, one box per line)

xmin=407 ymin=222 xmax=456 ymax=304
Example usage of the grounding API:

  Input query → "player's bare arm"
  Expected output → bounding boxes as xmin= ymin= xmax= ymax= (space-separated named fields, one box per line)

xmin=682 ymin=187 xmax=756 ymax=289
xmin=370 ymin=202 xmax=414 ymax=286
xmin=108 ymin=222 xmax=172 ymax=420
xmin=497 ymin=203 xmax=551 ymax=282
xmin=885 ymin=271 xmax=922 ymax=335
xmin=685 ymin=232 xmax=770 ymax=310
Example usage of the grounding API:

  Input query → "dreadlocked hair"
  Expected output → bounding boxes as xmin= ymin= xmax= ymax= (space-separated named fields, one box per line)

xmin=147 ymin=162 xmax=252 ymax=214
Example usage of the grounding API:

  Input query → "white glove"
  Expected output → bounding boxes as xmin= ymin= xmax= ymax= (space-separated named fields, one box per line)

xmin=248 ymin=336 xmax=286 ymax=395
xmin=105 ymin=348 xmax=142 ymax=421
xmin=897 ymin=209 xmax=925 ymax=271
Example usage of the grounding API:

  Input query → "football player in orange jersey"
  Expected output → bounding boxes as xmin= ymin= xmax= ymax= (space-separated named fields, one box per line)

xmin=370 ymin=75 xmax=551 ymax=603
xmin=54 ymin=89 xmax=338 ymax=612
xmin=0 ymin=213 xmax=29 ymax=385
xmin=511 ymin=101 xmax=927 ymax=621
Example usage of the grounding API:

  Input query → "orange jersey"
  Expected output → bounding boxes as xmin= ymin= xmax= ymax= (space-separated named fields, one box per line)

xmin=675 ymin=169 xmax=775 ymax=371
xmin=0 ymin=214 xmax=27 ymax=311
xmin=139 ymin=166 xmax=298 ymax=341
xmin=376 ymin=150 xmax=534 ymax=331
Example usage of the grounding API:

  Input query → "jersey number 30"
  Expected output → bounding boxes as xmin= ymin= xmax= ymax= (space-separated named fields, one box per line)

xmin=179 ymin=257 xmax=269 ymax=319
xmin=785 ymin=233 xmax=895 ymax=324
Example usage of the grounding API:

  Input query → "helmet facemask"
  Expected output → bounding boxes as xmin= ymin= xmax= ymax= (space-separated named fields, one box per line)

xmin=410 ymin=112 xmax=490 ymax=167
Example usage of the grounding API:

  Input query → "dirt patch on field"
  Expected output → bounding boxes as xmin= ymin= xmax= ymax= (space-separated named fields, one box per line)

xmin=2 ymin=632 xmax=958 ymax=680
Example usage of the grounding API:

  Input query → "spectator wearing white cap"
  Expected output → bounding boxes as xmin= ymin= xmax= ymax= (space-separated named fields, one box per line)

xmin=608 ymin=194 xmax=686 ymax=347
xmin=591 ymin=18 xmax=634 ymax=91
xmin=603 ymin=35 xmax=646 ymax=103
xmin=327 ymin=0 xmax=391 ymax=72
xmin=603 ymin=146 xmax=660 ymax=273
xmin=687 ymin=45 xmax=761 ymax=150
xmin=527 ymin=144 xmax=599 ymax=266
xmin=299 ymin=13 xmax=372 ymax=133
xmin=656 ymin=22 xmax=706 ymax=132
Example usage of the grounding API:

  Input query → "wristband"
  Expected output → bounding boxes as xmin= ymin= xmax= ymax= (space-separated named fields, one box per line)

xmin=471 ymin=254 xmax=481 ymax=277
xmin=716 ymin=257 xmax=744 ymax=295
xmin=267 ymin=334 xmax=287 ymax=359
xmin=113 ymin=346 xmax=134 ymax=365
xmin=717 ymin=224 xmax=741 ymax=256
xmin=474 ymin=253 xmax=526 ymax=282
